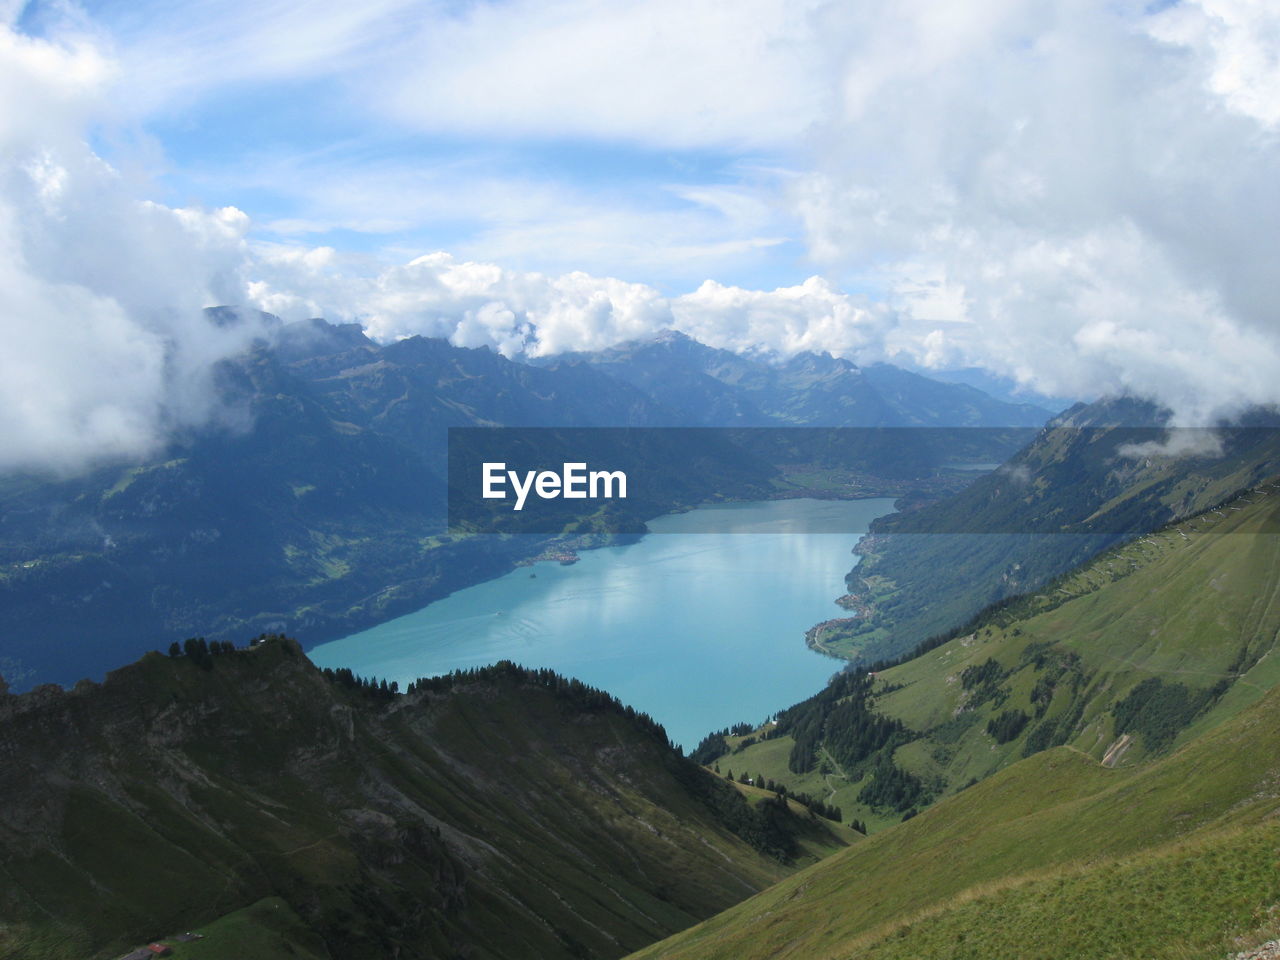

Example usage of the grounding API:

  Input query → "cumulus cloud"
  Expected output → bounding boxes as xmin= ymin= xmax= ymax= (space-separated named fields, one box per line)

xmin=794 ymin=0 xmax=1280 ymax=424
xmin=245 ymin=246 xmax=894 ymax=363
xmin=671 ymin=277 xmax=890 ymax=358
xmin=0 ymin=26 xmax=263 ymax=475
xmin=10 ymin=0 xmax=1280 ymax=479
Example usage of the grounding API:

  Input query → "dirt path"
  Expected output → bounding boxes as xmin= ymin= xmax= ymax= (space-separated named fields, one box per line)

xmin=818 ymin=746 xmax=851 ymax=803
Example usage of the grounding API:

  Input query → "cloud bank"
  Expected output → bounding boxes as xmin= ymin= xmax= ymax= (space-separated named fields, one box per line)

xmin=796 ymin=0 xmax=1280 ymax=424
xmin=246 ymin=248 xmax=889 ymax=363
xmin=0 ymin=26 xmax=266 ymax=475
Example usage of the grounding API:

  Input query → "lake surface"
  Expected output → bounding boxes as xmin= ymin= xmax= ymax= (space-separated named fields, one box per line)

xmin=310 ymin=498 xmax=897 ymax=749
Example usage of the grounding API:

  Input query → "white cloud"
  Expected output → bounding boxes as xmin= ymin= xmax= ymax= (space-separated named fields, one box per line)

xmin=68 ymin=0 xmax=828 ymax=151
xmin=178 ymin=143 xmax=799 ymax=289
xmin=372 ymin=0 xmax=829 ymax=150
xmin=671 ymin=277 xmax=890 ymax=359
xmin=246 ymin=244 xmax=894 ymax=366
xmin=0 ymin=25 xmax=264 ymax=474
xmin=9 ymin=0 xmax=1280 ymax=478
xmin=794 ymin=0 xmax=1280 ymax=424
xmin=1151 ymin=0 xmax=1280 ymax=128
xmin=247 ymin=248 xmax=675 ymax=357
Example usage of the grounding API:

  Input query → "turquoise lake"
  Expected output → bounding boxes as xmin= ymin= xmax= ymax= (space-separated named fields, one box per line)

xmin=310 ymin=498 xmax=896 ymax=749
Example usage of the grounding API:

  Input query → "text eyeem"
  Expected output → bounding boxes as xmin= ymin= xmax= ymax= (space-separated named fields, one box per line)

xmin=482 ymin=462 xmax=628 ymax=511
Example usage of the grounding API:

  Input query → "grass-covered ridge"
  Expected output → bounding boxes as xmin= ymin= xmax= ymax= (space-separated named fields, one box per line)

xmin=631 ymin=478 xmax=1280 ymax=960
xmin=630 ymin=672 xmax=1280 ymax=960
xmin=819 ymin=406 xmax=1280 ymax=662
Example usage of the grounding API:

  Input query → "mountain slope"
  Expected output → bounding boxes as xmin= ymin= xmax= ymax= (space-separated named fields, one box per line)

xmin=709 ymin=477 xmax=1280 ymax=831
xmin=0 ymin=318 xmax=1048 ymax=688
xmin=559 ymin=331 xmax=1051 ymax=428
xmin=631 ymin=701 xmax=1280 ymax=960
xmin=818 ymin=398 xmax=1280 ymax=661
xmin=0 ymin=639 xmax=853 ymax=960
xmin=630 ymin=497 xmax=1280 ymax=959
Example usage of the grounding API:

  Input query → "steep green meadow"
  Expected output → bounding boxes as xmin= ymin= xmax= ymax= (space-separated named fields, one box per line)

xmin=632 ymin=480 xmax=1280 ymax=960
xmin=820 ymin=405 xmax=1280 ymax=662
xmin=717 ymin=480 xmax=1280 ymax=829
xmin=631 ymin=678 xmax=1280 ymax=960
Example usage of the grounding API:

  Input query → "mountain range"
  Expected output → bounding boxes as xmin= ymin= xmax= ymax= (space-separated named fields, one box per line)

xmin=0 ymin=313 xmax=1049 ymax=689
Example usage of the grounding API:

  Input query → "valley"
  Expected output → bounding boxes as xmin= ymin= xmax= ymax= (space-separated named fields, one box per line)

xmin=5 ymin=7 xmax=1275 ymax=958
xmin=0 ymin=319 xmax=1038 ymax=690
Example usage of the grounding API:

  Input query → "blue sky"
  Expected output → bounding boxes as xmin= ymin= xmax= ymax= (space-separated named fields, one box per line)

xmin=2 ymin=0 xmax=1279 ymax=471
xmin=20 ymin=0 xmax=824 ymax=293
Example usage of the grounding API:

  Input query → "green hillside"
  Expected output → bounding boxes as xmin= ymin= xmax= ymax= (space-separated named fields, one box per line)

xmin=631 ymin=479 xmax=1280 ymax=960
xmin=819 ymin=403 xmax=1280 ymax=662
xmin=0 ymin=640 xmax=852 ymax=960
xmin=714 ymin=478 xmax=1280 ymax=831
xmin=631 ymin=670 xmax=1280 ymax=960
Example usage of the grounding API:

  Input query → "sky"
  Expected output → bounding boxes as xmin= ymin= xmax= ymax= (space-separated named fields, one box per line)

xmin=1 ymin=0 xmax=1279 ymax=472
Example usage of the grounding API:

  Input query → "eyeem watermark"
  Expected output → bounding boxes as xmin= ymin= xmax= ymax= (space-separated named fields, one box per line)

xmin=482 ymin=462 xmax=628 ymax=511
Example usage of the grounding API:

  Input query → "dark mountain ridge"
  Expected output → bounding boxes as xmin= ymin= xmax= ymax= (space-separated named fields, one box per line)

xmin=550 ymin=330 xmax=1051 ymax=427
xmin=0 ymin=637 xmax=850 ymax=960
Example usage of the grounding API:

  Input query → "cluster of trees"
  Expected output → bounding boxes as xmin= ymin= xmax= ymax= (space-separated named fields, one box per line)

xmin=986 ymin=708 xmax=1030 ymax=743
xmin=775 ymin=671 xmax=910 ymax=776
xmin=856 ymin=754 xmax=927 ymax=813
xmin=959 ymin=658 xmax=1010 ymax=709
xmin=1112 ymin=676 xmax=1226 ymax=751
xmin=165 ymin=632 xmax=295 ymax=667
xmin=690 ymin=731 xmax=731 ymax=766
xmin=321 ymin=666 xmax=400 ymax=701
xmin=669 ymin=761 xmax=799 ymax=861
xmin=407 ymin=661 xmax=674 ymax=749
xmin=689 ymin=720 xmax=778 ymax=766
xmin=1013 ymin=642 xmax=1092 ymax=756
xmin=787 ymin=790 xmax=842 ymax=824
xmin=167 ymin=636 xmax=238 ymax=667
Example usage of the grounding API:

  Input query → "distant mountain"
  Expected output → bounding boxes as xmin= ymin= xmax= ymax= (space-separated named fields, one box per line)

xmin=903 ymin=363 xmax=1077 ymax=412
xmin=551 ymin=331 xmax=1052 ymax=427
xmin=0 ymin=316 xmax=1051 ymax=687
xmin=0 ymin=638 xmax=852 ymax=960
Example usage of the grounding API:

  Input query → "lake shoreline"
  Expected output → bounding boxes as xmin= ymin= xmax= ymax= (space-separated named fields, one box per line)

xmin=311 ymin=498 xmax=900 ymax=749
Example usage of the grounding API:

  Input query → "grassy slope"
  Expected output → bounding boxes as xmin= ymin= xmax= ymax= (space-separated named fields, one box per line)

xmin=629 ymin=675 xmax=1280 ymax=960
xmin=631 ymin=481 xmax=1280 ymax=960
xmin=723 ymin=481 xmax=1280 ymax=830
xmin=819 ymin=409 xmax=1280 ymax=661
